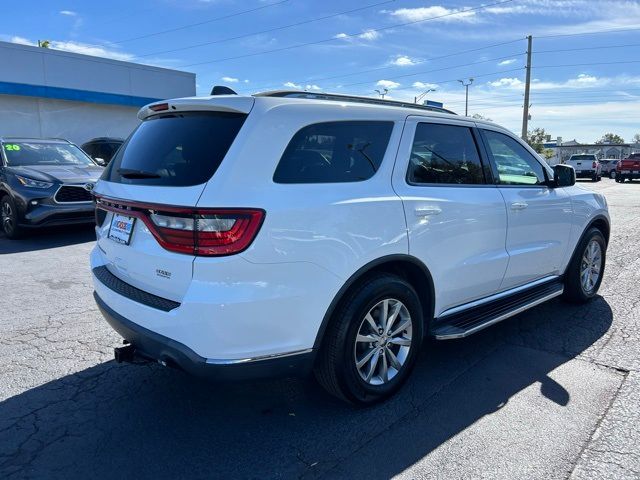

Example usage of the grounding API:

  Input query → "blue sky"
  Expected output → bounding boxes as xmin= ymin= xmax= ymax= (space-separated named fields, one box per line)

xmin=2 ymin=0 xmax=640 ymax=142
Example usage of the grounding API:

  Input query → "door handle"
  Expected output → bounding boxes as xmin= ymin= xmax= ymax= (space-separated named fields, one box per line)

xmin=510 ymin=202 xmax=529 ymax=210
xmin=415 ymin=206 xmax=442 ymax=217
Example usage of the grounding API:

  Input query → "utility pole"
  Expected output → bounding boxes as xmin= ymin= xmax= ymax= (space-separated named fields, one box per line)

xmin=521 ymin=35 xmax=532 ymax=140
xmin=458 ymin=78 xmax=473 ymax=116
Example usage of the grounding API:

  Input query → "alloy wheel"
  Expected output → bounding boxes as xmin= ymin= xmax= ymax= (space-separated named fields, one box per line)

xmin=580 ymin=239 xmax=602 ymax=294
xmin=353 ymin=298 xmax=412 ymax=386
xmin=1 ymin=200 xmax=14 ymax=234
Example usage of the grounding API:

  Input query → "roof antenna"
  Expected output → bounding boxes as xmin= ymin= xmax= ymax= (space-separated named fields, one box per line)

xmin=211 ymin=85 xmax=238 ymax=96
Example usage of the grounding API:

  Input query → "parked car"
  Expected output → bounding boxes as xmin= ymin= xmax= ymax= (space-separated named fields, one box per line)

xmin=81 ymin=137 xmax=124 ymax=166
xmin=598 ymin=159 xmax=619 ymax=178
xmin=565 ymin=154 xmax=602 ymax=181
xmin=91 ymin=92 xmax=610 ymax=404
xmin=615 ymin=153 xmax=640 ymax=183
xmin=1 ymin=137 xmax=103 ymax=238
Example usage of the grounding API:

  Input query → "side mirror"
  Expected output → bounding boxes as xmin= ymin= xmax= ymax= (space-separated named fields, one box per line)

xmin=94 ymin=157 xmax=106 ymax=166
xmin=553 ymin=164 xmax=575 ymax=187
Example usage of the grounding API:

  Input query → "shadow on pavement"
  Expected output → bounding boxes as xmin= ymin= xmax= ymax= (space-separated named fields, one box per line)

xmin=0 ymin=297 xmax=613 ymax=479
xmin=0 ymin=224 xmax=95 ymax=254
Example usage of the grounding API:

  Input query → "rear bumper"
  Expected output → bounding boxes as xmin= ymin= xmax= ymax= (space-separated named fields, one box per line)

xmin=95 ymin=292 xmax=315 ymax=380
xmin=575 ymin=170 xmax=598 ymax=179
xmin=617 ymin=171 xmax=640 ymax=179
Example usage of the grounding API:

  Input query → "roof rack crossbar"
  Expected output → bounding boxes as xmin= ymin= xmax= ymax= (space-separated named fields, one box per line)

xmin=255 ymin=90 xmax=457 ymax=115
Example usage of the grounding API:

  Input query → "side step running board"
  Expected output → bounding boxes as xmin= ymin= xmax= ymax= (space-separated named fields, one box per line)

xmin=431 ymin=279 xmax=564 ymax=340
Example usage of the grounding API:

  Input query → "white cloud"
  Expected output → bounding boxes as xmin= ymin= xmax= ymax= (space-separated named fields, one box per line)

xmin=221 ymin=76 xmax=239 ymax=83
xmin=377 ymin=80 xmax=400 ymax=89
xmin=389 ymin=6 xmax=478 ymax=23
xmin=59 ymin=10 xmax=77 ymax=16
xmin=49 ymin=40 xmax=133 ymax=61
xmin=10 ymin=36 xmax=36 ymax=46
xmin=489 ymin=77 xmax=523 ymax=87
xmin=358 ymin=29 xmax=380 ymax=41
xmin=243 ymin=79 xmax=250 ymax=83
xmin=305 ymin=84 xmax=321 ymax=91
xmin=334 ymin=29 xmax=380 ymax=42
xmin=7 ymin=35 xmax=132 ymax=61
xmin=413 ymin=81 xmax=438 ymax=90
xmin=391 ymin=55 xmax=419 ymax=67
xmin=284 ymin=81 xmax=301 ymax=89
xmin=498 ymin=58 xmax=517 ymax=66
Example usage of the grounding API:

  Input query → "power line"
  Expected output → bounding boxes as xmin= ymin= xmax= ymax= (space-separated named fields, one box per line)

xmin=243 ymin=38 xmax=524 ymax=93
xmin=534 ymin=60 xmax=640 ymax=69
xmin=339 ymin=54 xmax=525 ymax=88
xmin=178 ymin=0 xmax=516 ymax=67
xmin=534 ymin=26 xmax=640 ymax=39
xmin=134 ymin=0 xmax=394 ymax=58
xmin=535 ymin=43 xmax=640 ymax=54
xmin=115 ymin=0 xmax=290 ymax=44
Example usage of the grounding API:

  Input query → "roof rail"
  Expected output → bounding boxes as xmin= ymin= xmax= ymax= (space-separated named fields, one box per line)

xmin=254 ymin=90 xmax=457 ymax=115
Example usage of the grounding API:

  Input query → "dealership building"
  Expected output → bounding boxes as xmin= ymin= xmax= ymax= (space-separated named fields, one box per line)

xmin=0 ymin=41 xmax=195 ymax=145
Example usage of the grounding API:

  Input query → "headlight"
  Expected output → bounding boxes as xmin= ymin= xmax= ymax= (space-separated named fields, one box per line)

xmin=15 ymin=175 xmax=54 ymax=189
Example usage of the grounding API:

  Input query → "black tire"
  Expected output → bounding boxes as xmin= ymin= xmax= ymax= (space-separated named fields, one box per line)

xmin=1 ymin=195 xmax=23 ymax=239
xmin=563 ymin=227 xmax=606 ymax=303
xmin=314 ymin=274 xmax=424 ymax=405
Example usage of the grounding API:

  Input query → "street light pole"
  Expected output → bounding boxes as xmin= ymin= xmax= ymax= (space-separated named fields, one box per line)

xmin=414 ymin=88 xmax=436 ymax=104
xmin=458 ymin=78 xmax=474 ymax=116
xmin=374 ymin=88 xmax=388 ymax=99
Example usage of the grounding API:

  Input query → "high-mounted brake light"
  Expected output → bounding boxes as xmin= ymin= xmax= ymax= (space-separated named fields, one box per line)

xmin=95 ymin=197 xmax=265 ymax=256
xmin=149 ymin=103 xmax=169 ymax=112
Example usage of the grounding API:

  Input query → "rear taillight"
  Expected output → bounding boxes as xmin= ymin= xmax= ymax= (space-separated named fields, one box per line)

xmin=95 ymin=197 xmax=264 ymax=256
xmin=148 ymin=209 xmax=265 ymax=256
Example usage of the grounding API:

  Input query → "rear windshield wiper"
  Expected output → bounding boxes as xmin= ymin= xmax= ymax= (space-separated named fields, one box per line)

xmin=117 ymin=168 xmax=161 ymax=179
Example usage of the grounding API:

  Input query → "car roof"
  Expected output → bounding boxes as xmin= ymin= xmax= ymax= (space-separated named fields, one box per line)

xmin=82 ymin=137 xmax=124 ymax=143
xmin=0 ymin=137 xmax=71 ymax=144
xmin=138 ymin=91 xmax=506 ymax=130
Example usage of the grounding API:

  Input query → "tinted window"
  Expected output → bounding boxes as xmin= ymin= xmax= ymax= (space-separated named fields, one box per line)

xmin=407 ymin=123 xmax=484 ymax=185
xmin=2 ymin=142 xmax=95 ymax=167
xmin=484 ymin=130 xmax=547 ymax=186
xmin=104 ymin=112 xmax=246 ymax=186
xmin=570 ymin=155 xmax=596 ymax=161
xmin=273 ymin=121 xmax=393 ymax=183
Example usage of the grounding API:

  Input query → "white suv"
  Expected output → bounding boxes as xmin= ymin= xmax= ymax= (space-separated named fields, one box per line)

xmin=91 ymin=91 xmax=610 ymax=404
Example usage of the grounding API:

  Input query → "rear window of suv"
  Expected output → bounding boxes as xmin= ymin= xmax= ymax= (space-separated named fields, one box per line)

xmin=273 ymin=121 xmax=394 ymax=183
xmin=103 ymin=111 xmax=247 ymax=186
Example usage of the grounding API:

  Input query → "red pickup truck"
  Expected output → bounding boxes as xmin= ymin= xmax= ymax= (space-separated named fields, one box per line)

xmin=616 ymin=153 xmax=640 ymax=182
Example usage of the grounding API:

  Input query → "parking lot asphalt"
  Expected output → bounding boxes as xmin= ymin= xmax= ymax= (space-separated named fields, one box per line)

xmin=1 ymin=179 xmax=638 ymax=480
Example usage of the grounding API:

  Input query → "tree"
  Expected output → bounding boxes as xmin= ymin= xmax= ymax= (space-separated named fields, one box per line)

xmin=542 ymin=148 xmax=555 ymax=160
xmin=633 ymin=133 xmax=640 ymax=143
xmin=595 ymin=133 xmax=625 ymax=144
xmin=37 ymin=40 xmax=50 ymax=48
xmin=526 ymin=127 xmax=548 ymax=154
xmin=472 ymin=113 xmax=493 ymax=122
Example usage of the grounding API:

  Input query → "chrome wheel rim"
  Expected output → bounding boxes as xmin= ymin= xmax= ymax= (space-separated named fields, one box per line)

xmin=1 ymin=201 xmax=13 ymax=233
xmin=580 ymin=239 xmax=602 ymax=294
xmin=354 ymin=298 xmax=412 ymax=386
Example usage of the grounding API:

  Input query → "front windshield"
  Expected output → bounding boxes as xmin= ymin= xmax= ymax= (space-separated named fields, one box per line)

xmin=2 ymin=142 xmax=96 ymax=167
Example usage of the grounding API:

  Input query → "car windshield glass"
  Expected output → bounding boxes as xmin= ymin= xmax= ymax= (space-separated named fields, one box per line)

xmin=3 ymin=142 xmax=96 ymax=167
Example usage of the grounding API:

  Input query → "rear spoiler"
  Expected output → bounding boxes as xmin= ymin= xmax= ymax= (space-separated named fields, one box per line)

xmin=138 ymin=96 xmax=254 ymax=120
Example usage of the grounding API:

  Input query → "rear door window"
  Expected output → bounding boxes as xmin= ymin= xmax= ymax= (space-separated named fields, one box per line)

xmin=407 ymin=123 xmax=485 ymax=185
xmin=104 ymin=112 xmax=247 ymax=186
xmin=273 ymin=121 xmax=394 ymax=183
